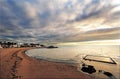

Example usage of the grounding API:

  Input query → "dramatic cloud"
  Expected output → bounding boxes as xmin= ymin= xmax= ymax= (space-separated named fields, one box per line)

xmin=0 ymin=0 xmax=120 ymax=42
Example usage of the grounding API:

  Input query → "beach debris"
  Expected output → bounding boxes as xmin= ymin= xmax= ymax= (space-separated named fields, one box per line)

xmin=83 ymin=55 xmax=117 ymax=64
xmin=81 ymin=64 xmax=96 ymax=74
xmin=98 ymin=70 xmax=116 ymax=79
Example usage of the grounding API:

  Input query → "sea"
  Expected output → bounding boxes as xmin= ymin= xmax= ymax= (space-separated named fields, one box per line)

xmin=25 ymin=42 xmax=120 ymax=79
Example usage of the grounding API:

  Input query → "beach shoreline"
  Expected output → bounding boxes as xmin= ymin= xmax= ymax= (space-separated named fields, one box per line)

xmin=0 ymin=48 xmax=92 ymax=79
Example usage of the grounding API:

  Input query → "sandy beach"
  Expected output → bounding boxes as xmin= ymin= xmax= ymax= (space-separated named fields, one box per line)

xmin=0 ymin=48 xmax=92 ymax=79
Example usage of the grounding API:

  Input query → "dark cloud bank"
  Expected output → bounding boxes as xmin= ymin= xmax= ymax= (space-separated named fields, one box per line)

xmin=0 ymin=0 xmax=120 ymax=42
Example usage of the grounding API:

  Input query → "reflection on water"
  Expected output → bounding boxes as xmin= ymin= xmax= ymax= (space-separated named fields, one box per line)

xmin=26 ymin=45 xmax=120 ymax=79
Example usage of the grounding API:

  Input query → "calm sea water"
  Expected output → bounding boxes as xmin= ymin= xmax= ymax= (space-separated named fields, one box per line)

xmin=26 ymin=45 xmax=120 ymax=79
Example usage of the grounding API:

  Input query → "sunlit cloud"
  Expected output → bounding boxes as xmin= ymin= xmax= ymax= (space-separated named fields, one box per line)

xmin=111 ymin=0 xmax=120 ymax=6
xmin=110 ymin=6 xmax=120 ymax=13
xmin=57 ymin=39 xmax=120 ymax=45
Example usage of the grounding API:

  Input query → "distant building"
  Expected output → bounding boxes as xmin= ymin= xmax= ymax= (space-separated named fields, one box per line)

xmin=12 ymin=44 xmax=18 ymax=48
xmin=17 ymin=42 xmax=23 ymax=48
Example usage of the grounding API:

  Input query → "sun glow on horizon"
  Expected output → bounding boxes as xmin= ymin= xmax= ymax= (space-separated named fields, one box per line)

xmin=57 ymin=39 xmax=120 ymax=45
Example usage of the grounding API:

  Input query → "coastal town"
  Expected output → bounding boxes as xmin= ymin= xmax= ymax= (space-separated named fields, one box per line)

xmin=0 ymin=40 xmax=58 ymax=48
xmin=0 ymin=41 xmax=41 ymax=48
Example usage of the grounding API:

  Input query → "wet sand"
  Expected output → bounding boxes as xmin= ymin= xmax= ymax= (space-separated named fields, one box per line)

xmin=0 ymin=48 xmax=92 ymax=79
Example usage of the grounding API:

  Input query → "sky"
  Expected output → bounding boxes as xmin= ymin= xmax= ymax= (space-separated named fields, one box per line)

xmin=0 ymin=0 xmax=120 ymax=43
